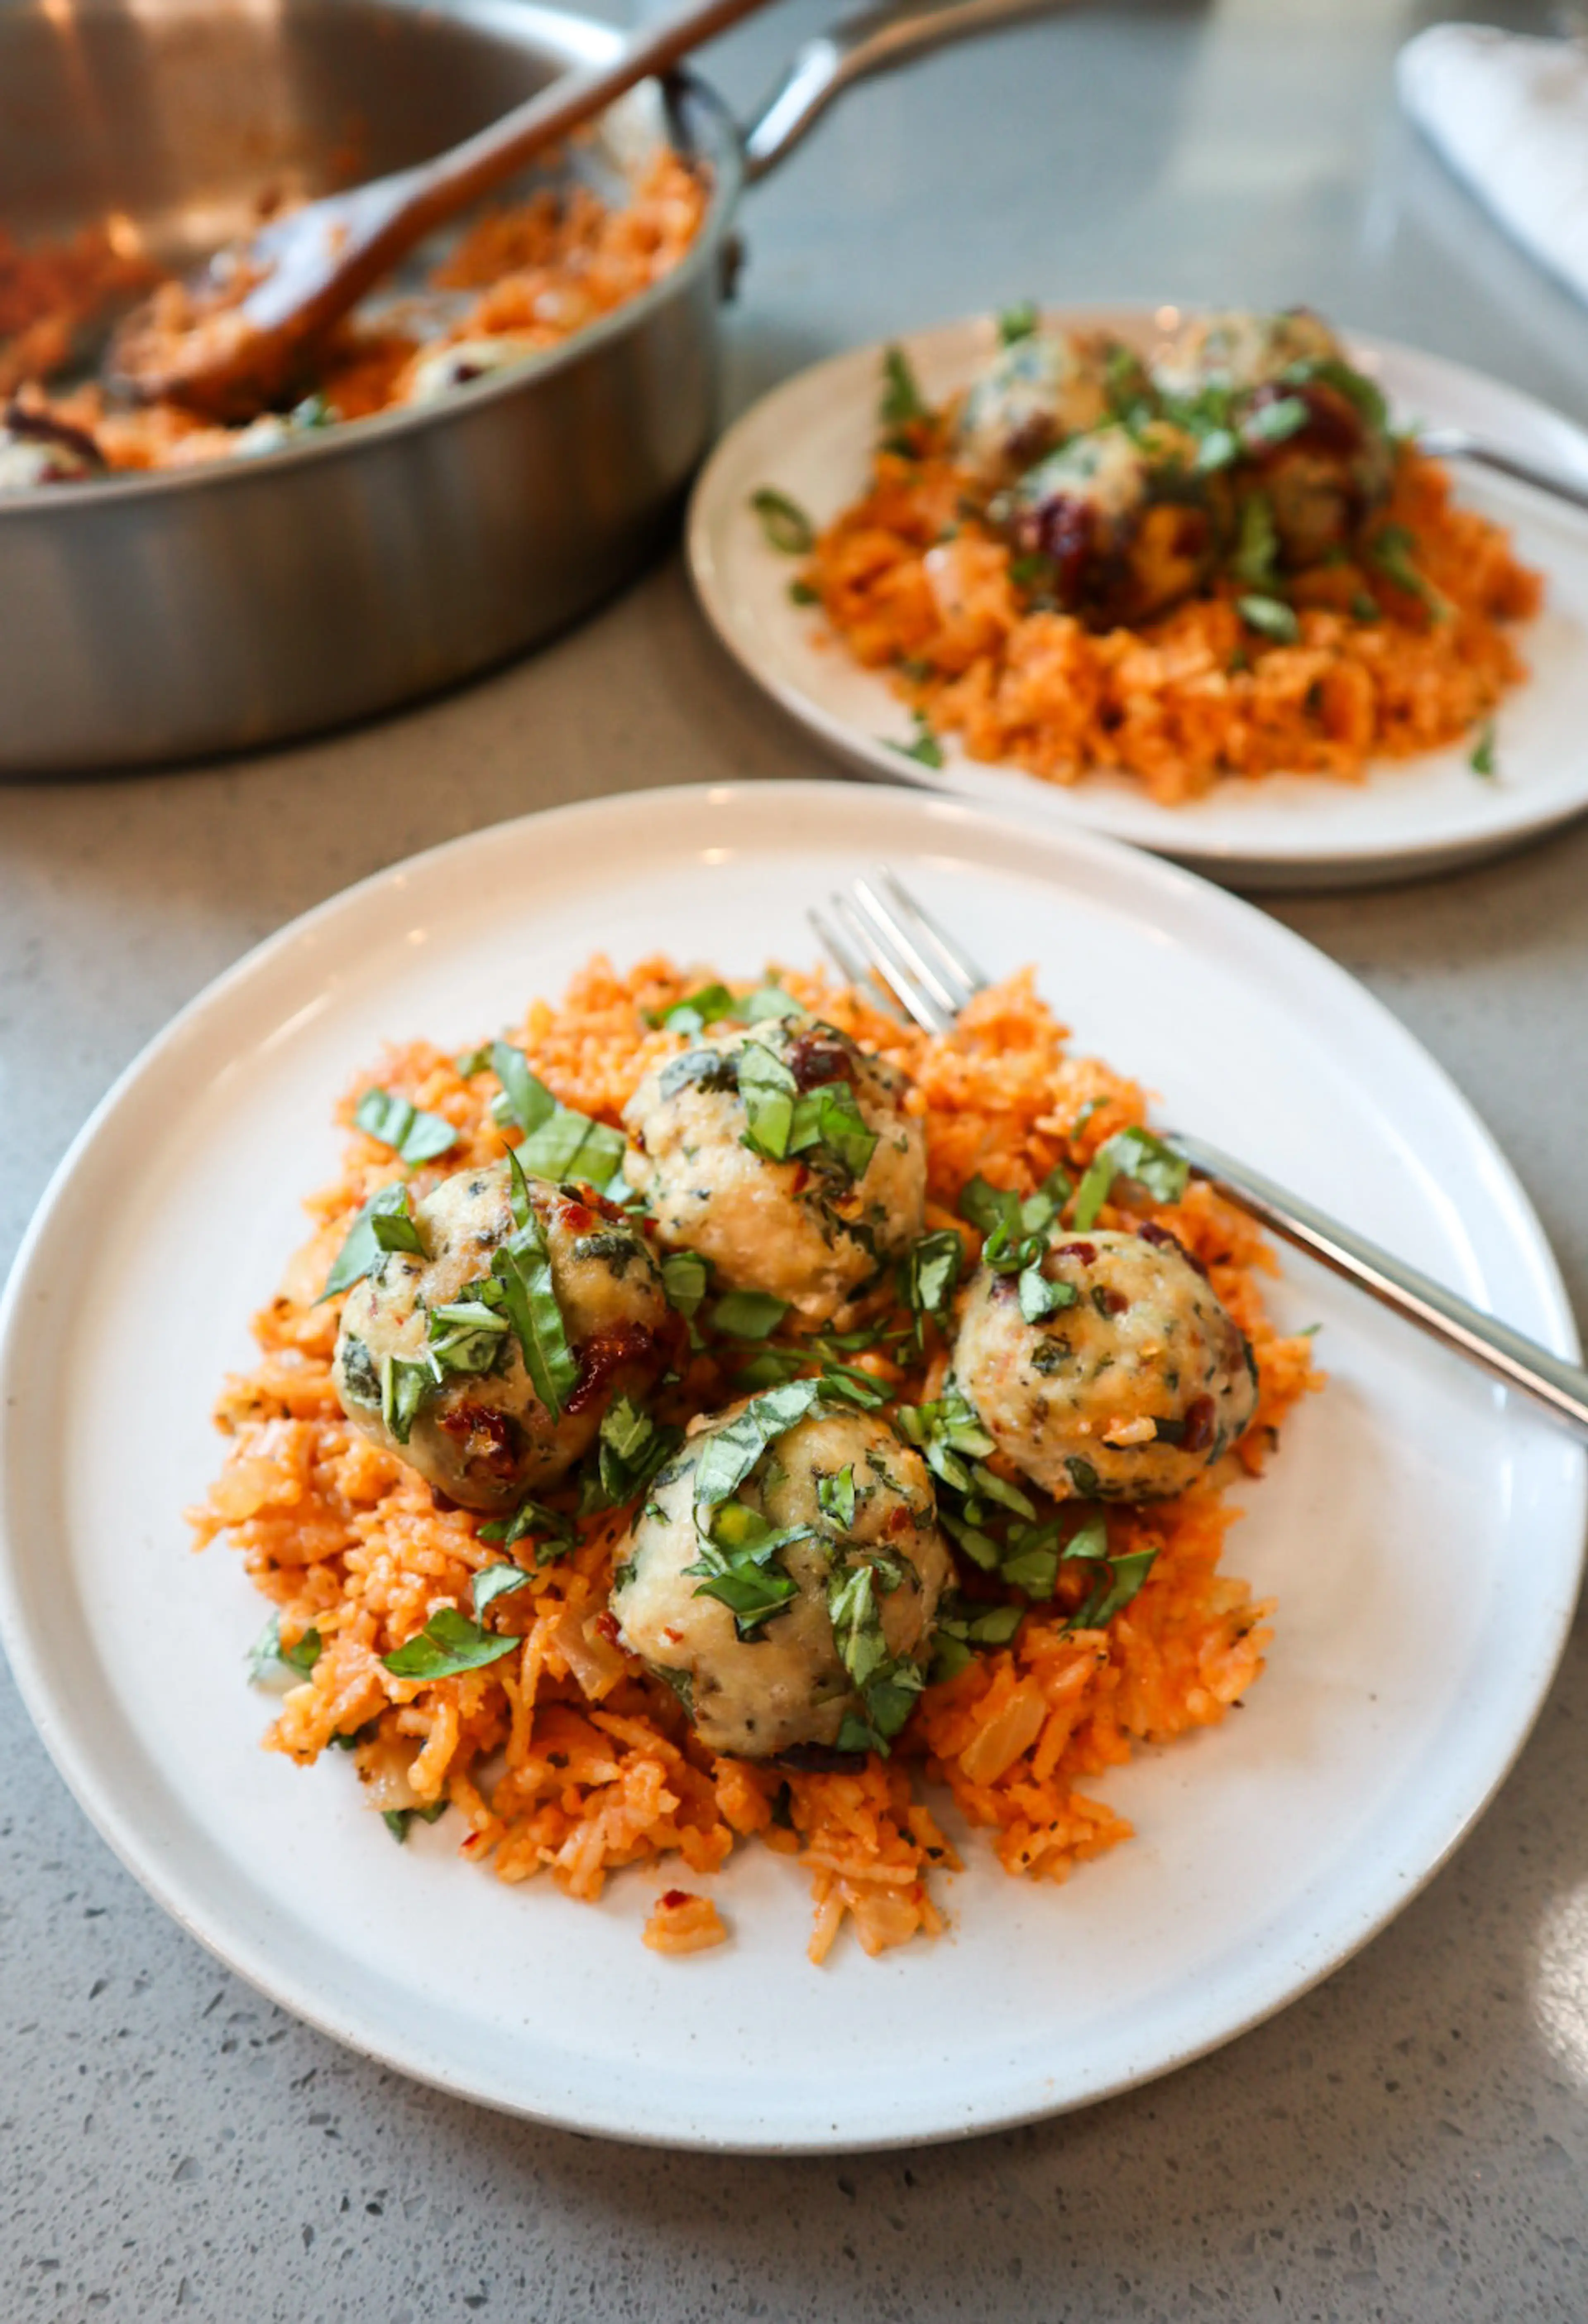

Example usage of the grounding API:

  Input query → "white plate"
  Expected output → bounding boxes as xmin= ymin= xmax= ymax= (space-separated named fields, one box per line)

xmin=1 ymin=781 xmax=1582 ymax=2151
xmin=687 ymin=312 xmax=1588 ymax=889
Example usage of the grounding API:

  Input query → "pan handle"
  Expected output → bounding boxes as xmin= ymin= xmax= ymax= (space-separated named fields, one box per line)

xmin=740 ymin=0 xmax=1074 ymax=182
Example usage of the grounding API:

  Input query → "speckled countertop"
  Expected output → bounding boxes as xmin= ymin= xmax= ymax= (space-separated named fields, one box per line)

xmin=4 ymin=1 xmax=1588 ymax=2317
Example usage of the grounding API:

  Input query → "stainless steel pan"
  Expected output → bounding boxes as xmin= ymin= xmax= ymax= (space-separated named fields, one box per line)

xmin=0 ymin=0 xmax=1052 ymax=774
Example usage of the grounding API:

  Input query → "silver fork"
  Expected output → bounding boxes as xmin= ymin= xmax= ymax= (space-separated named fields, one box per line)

xmin=810 ymin=869 xmax=1588 ymax=1440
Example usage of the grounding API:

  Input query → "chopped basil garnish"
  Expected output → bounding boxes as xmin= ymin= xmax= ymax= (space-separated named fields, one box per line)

xmin=1065 ymin=1455 xmax=1101 ymax=1497
xmin=741 ymin=984 xmax=802 ymax=1023
xmin=246 ymin=1611 xmax=322 ymax=1686
xmin=320 ymin=1182 xmax=424 ymax=1300
xmin=382 ymin=1605 xmax=518 ymax=1680
xmin=789 ymin=578 xmax=820 ymax=607
xmin=660 ymin=1250 xmax=712 ymax=1320
xmin=1242 ymin=394 xmax=1309 ymax=446
xmin=425 ymin=1296 xmax=510 ymax=1378
xmin=930 ymin=1597 xmax=1024 ymax=1679
xmin=1065 ymin=1533 xmax=1159 ymax=1630
xmin=817 ymin=1464 xmax=857 ymax=1530
xmin=653 ymin=1664 xmax=695 ymax=1717
xmin=370 ymin=1188 xmax=427 ymax=1258
xmin=879 ymin=344 xmax=929 ymax=431
xmin=997 ymin=300 xmax=1039 ymax=345
xmin=1018 ymin=1265 xmax=1076 ymax=1323
xmin=454 ymin=1044 xmax=495 ymax=1078
xmin=736 ymin=1038 xmax=797 ymax=1159
xmin=354 ymin=1087 xmax=459 ymax=1167
xmin=488 ymin=1040 xmax=626 ymax=1187
xmin=1231 ymin=492 xmax=1279 ymax=589
xmin=709 ymin=1289 xmax=789 ymax=1340
xmin=736 ymin=1038 xmax=880 ymax=1183
xmin=648 ymin=982 xmax=737 ymax=1036
xmin=477 ymin=1493 xmax=579 ymax=1561
xmin=383 ymin=1800 xmax=448 ymax=1842
xmin=818 ymin=1359 xmax=889 ymax=1411
xmin=1368 ymin=524 xmax=1448 ymax=619
xmin=582 ymin=1395 xmax=682 ymax=1514
xmin=1469 ymin=721 xmax=1497 ymax=779
xmin=1070 ymin=1126 xmax=1190 ymax=1230
xmin=491 ymin=1200 xmax=578 ymax=1420
xmin=471 ymin=1561 xmax=533 ymax=1616
xmin=900 ymin=1227 xmax=963 ymax=1325
xmin=685 ymin=1500 xmax=812 ymax=1636
xmin=750 ymin=486 xmax=816 ymax=555
xmin=1236 ymin=593 xmax=1300 ymax=644
xmin=380 ymin=1353 xmax=432 ymax=1445
xmin=827 ymin=1560 xmax=925 ymax=1754
xmin=887 ymin=710 xmax=944 ymax=769
xmin=692 ymin=1379 xmax=827 ymax=1512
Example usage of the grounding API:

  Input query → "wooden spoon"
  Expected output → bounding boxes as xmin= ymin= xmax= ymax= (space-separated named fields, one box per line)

xmin=110 ymin=0 xmax=778 ymax=423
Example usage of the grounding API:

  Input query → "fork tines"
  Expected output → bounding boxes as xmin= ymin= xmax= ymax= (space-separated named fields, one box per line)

xmin=808 ymin=867 xmax=989 ymax=1034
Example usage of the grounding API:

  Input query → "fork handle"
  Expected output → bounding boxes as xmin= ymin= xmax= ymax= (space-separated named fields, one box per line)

xmin=1415 ymin=427 xmax=1588 ymax=517
xmin=1166 ymin=1130 xmax=1588 ymax=1438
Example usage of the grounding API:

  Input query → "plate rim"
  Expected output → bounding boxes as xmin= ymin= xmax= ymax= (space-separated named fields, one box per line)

xmin=686 ymin=310 xmax=1588 ymax=886
xmin=2 ymin=777 xmax=1583 ymax=2151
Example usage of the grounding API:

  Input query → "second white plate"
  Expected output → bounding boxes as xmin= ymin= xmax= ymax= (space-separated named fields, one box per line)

xmin=688 ymin=311 xmax=1588 ymax=889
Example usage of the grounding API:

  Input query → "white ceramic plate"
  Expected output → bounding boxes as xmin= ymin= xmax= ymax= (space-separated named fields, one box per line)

xmin=1 ymin=781 xmax=1582 ymax=2151
xmin=687 ymin=312 xmax=1588 ymax=889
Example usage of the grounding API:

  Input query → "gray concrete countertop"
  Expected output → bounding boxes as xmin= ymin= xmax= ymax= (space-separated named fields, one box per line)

xmin=4 ymin=2 xmax=1587 ymax=2317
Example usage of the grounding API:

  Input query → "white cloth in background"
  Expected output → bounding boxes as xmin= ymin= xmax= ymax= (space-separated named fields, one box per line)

xmin=1397 ymin=22 xmax=1588 ymax=306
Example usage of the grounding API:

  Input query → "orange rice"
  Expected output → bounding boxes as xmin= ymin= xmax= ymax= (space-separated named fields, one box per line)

xmin=11 ymin=152 xmax=707 ymax=471
xmin=190 ymin=956 xmax=1321 ymax=1962
xmin=808 ymin=434 xmax=1542 ymax=805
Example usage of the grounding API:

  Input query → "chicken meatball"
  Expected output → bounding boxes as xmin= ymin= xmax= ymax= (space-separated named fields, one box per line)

xmin=955 ymin=327 xmax=1114 ymax=486
xmin=612 ymin=1402 xmax=952 ymax=1759
xmin=1149 ymin=306 xmax=1343 ymax=400
xmin=953 ymin=1226 xmax=1258 ymax=1502
xmin=1005 ymin=418 xmax=1212 ymax=625
xmin=621 ymin=1015 xmax=926 ymax=1325
xmin=333 ymin=1161 xmax=674 ymax=1512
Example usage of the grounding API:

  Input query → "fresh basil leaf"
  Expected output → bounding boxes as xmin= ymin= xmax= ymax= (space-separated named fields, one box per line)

xmin=685 ymin=1500 xmax=810 ymax=1636
xmin=649 ymin=982 xmax=736 ymax=1035
xmin=1368 ymin=523 xmax=1449 ymax=619
xmin=489 ymin=1040 xmax=557 ymax=1140
xmin=789 ymin=1081 xmax=880 ymax=1182
xmin=1019 ymin=1264 xmax=1074 ymax=1323
xmin=959 ymin=1176 xmax=1020 ymax=1236
xmin=1237 ymin=593 xmax=1300 ymax=644
xmin=320 ymin=1182 xmax=421 ymax=1300
xmin=1470 ymin=721 xmax=1497 ymax=779
xmin=1000 ymin=1539 xmax=1060 ymax=1597
xmin=354 ymin=1087 xmax=459 ymax=1167
xmin=477 ymin=1494 xmax=579 ymax=1561
xmin=740 ymin=985 xmax=802 ymax=1023
xmin=454 ymin=1044 xmax=495 ymax=1078
xmin=1231 ymin=491 xmax=1278 ymax=589
xmin=1282 ymin=355 xmax=1388 ymax=434
xmin=470 ymin=1561 xmax=532 ymax=1617
xmin=819 ymin=1361 xmax=889 ymax=1411
xmin=828 ymin=1564 xmax=890 ymax=1691
xmin=382 ymin=1799 xmax=448 ymax=1842
xmin=692 ymin=1379 xmax=827 ymax=1511
xmin=940 ymin=1508 xmax=1002 ymax=1572
xmin=750 ymin=486 xmax=816 ymax=555
xmin=660 ymin=1250 xmax=712 ymax=1320
xmin=426 ymin=1297 xmax=510 ymax=1378
xmin=1070 ymin=1126 xmax=1190 ymax=1230
xmin=735 ymin=1037 xmax=798 ymax=1161
xmin=789 ymin=578 xmax=820 ymax=606
xmin=1243 ymin=393 xmax=1309 ymax=445
xmin=1071 ymin=1545 xmax=1159 ymax=1630
xmin=492 ymin=1211 xmax=578 ymax=1420
xmin=997 ymin=300 xmax=1039 ymax=346
xmin=879 ymin=344 xmax=929 ymax=429
xmin=379 ymin=1353 xmax=432 ymax=1445
xmin=1195 ymin=425 xmax=1240 ymax=473
xmin=887 ymin=710 xmax=944 ymax=770
xmin=733 ymin=1347 xmax=810 ymax=1391
xmin=246 ymin=1611 xmax=322 ymax=1685
xmin=817 ymin=1464 xmax=856 ymax=1531
xmin=901 ymin=1227 xmax=963 ymax=1320
xmin=709 ymin=1289 xmax=789 ymax=1340
xmin=382 ymin=1605 xmax=518 ymax=1679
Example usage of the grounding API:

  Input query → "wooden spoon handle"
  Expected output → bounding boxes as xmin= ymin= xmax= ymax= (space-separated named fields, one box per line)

xmin=256 ymin=0 xmax=775 ymax=338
